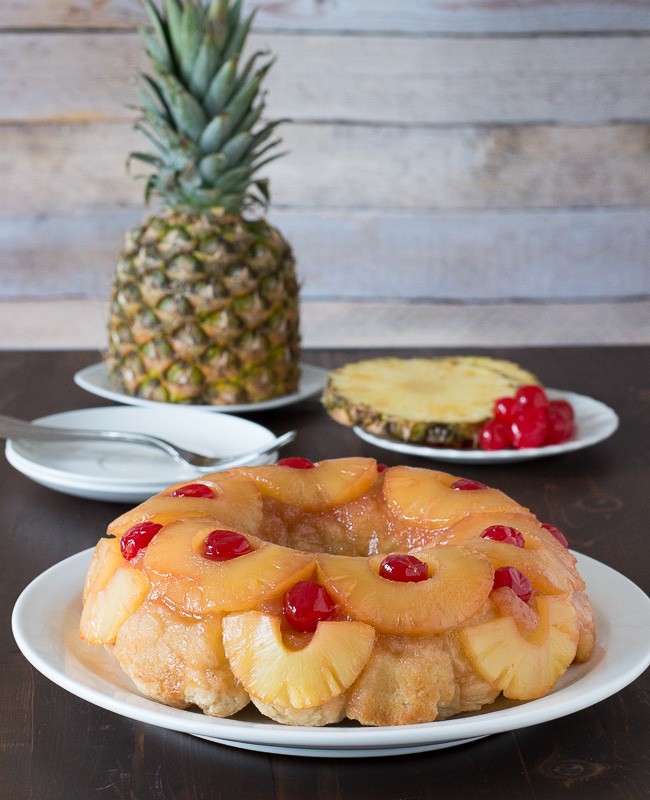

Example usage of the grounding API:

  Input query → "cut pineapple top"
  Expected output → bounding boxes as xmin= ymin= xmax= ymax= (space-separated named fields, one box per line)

xmin=325 ymin=357 xmax=538 ymax=424
xmin=323 ymin=356 xmax=540 ymax=448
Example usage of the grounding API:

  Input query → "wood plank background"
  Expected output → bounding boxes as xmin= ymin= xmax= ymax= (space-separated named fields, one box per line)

xmin=1 ymin=0 xmax=649 ymax=307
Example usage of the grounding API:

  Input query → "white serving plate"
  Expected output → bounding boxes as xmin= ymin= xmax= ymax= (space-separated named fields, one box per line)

xmin=74 ymin=362 xmax=328 ymax=414
xmin=12 ymin=551 xmax=650 ymax=758
xmin=5 ymin=406 xmax=278 ymax=503
xmin=353 ymin=390 xmax=619 ymax=464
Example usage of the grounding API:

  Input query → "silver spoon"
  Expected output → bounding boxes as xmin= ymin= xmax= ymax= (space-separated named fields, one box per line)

xmin=0 ymin=414 xmax=296 ymax=472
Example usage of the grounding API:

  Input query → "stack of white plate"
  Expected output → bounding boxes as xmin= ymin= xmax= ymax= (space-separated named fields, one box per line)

xmin=5 ymin=406 xmax=280 ymax=503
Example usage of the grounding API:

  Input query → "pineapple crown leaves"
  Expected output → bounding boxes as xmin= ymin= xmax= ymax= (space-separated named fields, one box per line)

xmin=131 ymin=0 xmax=288 ymax=214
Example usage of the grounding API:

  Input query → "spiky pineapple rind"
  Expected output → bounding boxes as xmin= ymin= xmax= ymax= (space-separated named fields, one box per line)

xmin=107 ymin=209 xmax=300 ymax=405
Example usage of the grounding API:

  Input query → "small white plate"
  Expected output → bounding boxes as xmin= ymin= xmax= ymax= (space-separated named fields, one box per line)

xmin=4 ymin=406 xmax=278 ymax=503
xmin=11 ymin=551 xmax=650 ymax=758
xmin=353 ymin=390 xmax=619 ymax=464
xmin=74 ymin=362 xmax=328 ymax=414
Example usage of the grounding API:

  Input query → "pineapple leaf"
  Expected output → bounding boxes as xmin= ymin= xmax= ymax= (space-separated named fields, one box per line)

xmin=222 ymin=4 xmax=253 ymax=62
xmin=159 ymin=73 xmax=208 ymax=140
xmin=198 ymin=152 xmax=228 ymax=183
xmin=139 ymin=74 xmax=173 ymax=123
xmin=220 ymin=131 xmax=253 ymax=166
xmin=199 ymin=111 xmax=231 ymax=154
xmin=143 ymin=173 xmax=158 ymax=204
xmin=203 ymin=58 xmax=238 ymax=117
xmin=140 ymin=25 xmax=172 ymax=73
xmin=178 ymin=1 xmax=204 ymax=85
xmin=236 ymin=49 xmax=271 ymax=90
xmin=254 ymin=178 xmax=270 ymax=201
xmin=233 ymin=99 xmax=265 ymax=137
xmin=129 ymin=151 xmax=163 ymax=167
xmin=189 ymin=29 xmax=221 ymax=96
xmin=141 ymin=0 xmax=173 ymax=71
xmin=221 ymin=68 xmax=269 ymax=139
xmin=206 ymin=0 xmax=229 ymax=53
xmin=212 ymin=164 xmax=253 ymax=191
xmin=164 ymin=0 xmax=184 ymax=62
xmin=245 ymin=120 xmax=287 ymax=157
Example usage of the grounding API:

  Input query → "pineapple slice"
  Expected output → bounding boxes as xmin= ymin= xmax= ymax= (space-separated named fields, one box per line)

xmin=445 ymin=511 xmax=584 ymax=595
xmin=142 ymin=518 xmax=315 ymax=615
xmin=322 ymin=356 xmax=539 ymax=447
xmin=80 ymin=564 xmax=150 ymax=646
xmin=384 ymin=465 xmax=524 ymax=528
xmin=469 ymin=537 xmax=584 ymax=596
xmin=241 ymin=457 xmax=379 ymax=513
xmin=222 ymin=611 xmax=375 ymax=708
xmin=460 ymin=594 xmax=580 ymax=700
xmin=82 ymin=536 xmax=124 ymax=603
xmin=317 ymin=546 xmax=494 ymax=635
xmin=108 ymin=474 xmax=263 ymax=539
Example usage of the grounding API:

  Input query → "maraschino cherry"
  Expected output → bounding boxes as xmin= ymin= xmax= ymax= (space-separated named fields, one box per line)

xmin=203 ymin=529 xmax=253 ymax=561
xmin=120 ymin=521 xmax=163 ymax=560
xmin=170 ymin=483 xmax=216 ymax=498
xmin=493 ymin=566 xmax=533 ymax=603
xmin=480 ymin=384 xmax=575 ymax=451
xmin=541 ymin=522 xmax=569 ymax=548
xmin=480 ymin=525 xmax=525 ymax=547
xmin=379 ymin=554 xmax=429 ymax=582
xmin=276 ymin=457 xmax=315 ymax=469
xmin=452 ymin=478 xmax=489 ymax=491
xmin=283 ymin=581 xmax=338 ymax=632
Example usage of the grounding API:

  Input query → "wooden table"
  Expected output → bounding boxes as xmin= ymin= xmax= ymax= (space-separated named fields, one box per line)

xmin=1 ymin=347 xmax=648 ymax=799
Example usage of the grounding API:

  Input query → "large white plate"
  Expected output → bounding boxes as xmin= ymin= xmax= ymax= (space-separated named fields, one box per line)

xmin=353 ymin=390 xmax=619 ymax=464
xmin=12 ymin=550 xmax=650 ymax=758
xmin=4 ymin=406 xmax=278 ymax=503
xmin=74 ymin=362 xmax=328 ymax=414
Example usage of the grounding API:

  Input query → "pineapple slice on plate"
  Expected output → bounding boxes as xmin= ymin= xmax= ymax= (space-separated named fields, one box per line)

xmin=107 ymin=473 xmax=263 ymax=539
xmin=322 ymin=357 xmax=539 ymax=448
xmin=222 ymin=611 xmax=375 ymax=709
xmin=80 ymin=563 xmax=150 ymax=646
xmin=384 ymin=465 xmax=524 ymax=528
xmin=241 ymin=457 xmax=379 ymax=513
xmin=460 ymin=594 xmax=580 ymax=700
xmin=142 ymin=518 xmax=315 ymax=615
xmin=82 ymin=536 xmax=124 ymax=603
xmin=317 ymin=546 xmax=494 ymax=635
xmin=106 ymin=0 xmax=300 ymax=405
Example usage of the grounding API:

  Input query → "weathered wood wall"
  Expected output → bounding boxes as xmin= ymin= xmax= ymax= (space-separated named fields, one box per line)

xmin=1 ymin=1 xmax=649 ymax=303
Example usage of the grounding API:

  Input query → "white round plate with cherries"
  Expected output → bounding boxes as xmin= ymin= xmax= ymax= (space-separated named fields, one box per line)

xmin=354 ymin=388 xmax=619 ymax=464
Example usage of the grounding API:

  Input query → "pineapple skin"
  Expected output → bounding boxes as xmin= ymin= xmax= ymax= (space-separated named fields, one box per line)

xmin=106 ymin=208 xmax=301 ymax=405
xmin=322 ymin=356 xmax=540 ymax=448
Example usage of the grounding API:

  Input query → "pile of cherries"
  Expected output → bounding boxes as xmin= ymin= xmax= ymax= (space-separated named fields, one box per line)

xmin=479 ymin=384 xmax=575 ymax=451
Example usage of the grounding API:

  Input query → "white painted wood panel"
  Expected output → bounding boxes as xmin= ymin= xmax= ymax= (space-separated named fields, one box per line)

xmin=2 ymin=33 xmax=649 ymax=125
xmin=4 ymin=122 xmax=650 ymax=216
xmin=2 ymin=0 xmax=648 ymax=34
xmin=1 ymin=2 xmax=648 ymax=320
xmin=2 ymin=208 xmax=648 ymax=301
xmin=2 ymin=298 xmax=649 ymax=349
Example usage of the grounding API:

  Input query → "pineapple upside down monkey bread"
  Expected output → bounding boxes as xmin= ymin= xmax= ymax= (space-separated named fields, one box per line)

xmin=80 ymin=457 xmax=596 ymax=727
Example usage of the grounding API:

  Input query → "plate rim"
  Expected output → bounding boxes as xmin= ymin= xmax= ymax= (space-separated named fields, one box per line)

xmin=11 ymin=549 xmax=650 ymax=756
xmin=353 ymin=389 xmax=619 ymax=464
xmin=74 ymin=362 xmax=328 ymax=414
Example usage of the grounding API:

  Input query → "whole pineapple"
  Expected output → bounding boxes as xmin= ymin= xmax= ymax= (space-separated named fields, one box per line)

xmin=106 ymin=0 xmax=300 ymax=404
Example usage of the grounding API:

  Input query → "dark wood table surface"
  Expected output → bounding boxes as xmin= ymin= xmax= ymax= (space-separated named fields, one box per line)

xmin=1 ymin=346 xmax=648 ymax=799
